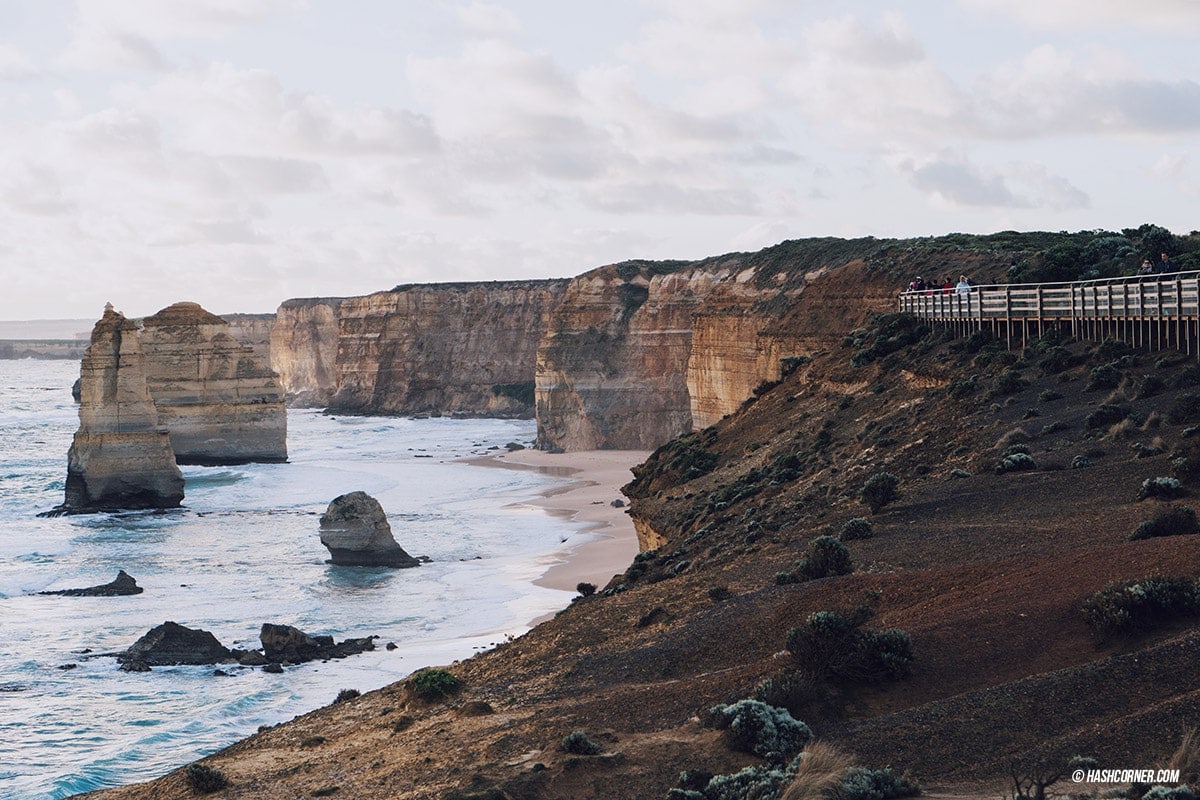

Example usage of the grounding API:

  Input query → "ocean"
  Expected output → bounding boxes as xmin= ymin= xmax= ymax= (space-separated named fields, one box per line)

xmin=0 ymin=359 xmax=590 ymax=799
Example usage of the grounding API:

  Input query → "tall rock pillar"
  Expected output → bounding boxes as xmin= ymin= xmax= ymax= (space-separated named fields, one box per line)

xmin=61 ymin=305 xmax=185 ymax=513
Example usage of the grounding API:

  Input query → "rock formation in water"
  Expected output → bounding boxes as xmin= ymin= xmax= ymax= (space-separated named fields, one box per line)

xmin=259 ymin=623 xmax=377 ymax=663
xmin=57 ymin=305 xmax=185 ymax=514
xmin=140 ymin=302 xmax=287 ymax=465
xmin=118 ymin=621 xmax=231 ymax=667
xmin=318 ymin=491 xmax=420 ymax=567
xmin=271 ymin=280 xmax=569 ymax=415
xmin=38 ymin=570 xmax=143 ymax=596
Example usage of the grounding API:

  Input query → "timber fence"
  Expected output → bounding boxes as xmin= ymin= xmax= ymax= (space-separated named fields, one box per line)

xmin=898 ymin=271 xmax=1200 ymax=356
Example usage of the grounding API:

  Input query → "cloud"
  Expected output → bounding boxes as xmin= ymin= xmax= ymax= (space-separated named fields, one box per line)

xmin=899 ymin=151 xmax=1090 ymax=211
xmin=959 ymin=0 xmax=1200 ymax=33
xmin=1 ymin=164 xmax=77 ymax=216
xmin=0 ymin=44 xmax=39 ymax=79
xmin=454 ymin=2 xmax=521 ymax=38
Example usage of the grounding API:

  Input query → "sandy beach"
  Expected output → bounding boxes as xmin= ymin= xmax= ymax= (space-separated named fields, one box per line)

xmin=471 ymin=448 xmax=650 ymax=594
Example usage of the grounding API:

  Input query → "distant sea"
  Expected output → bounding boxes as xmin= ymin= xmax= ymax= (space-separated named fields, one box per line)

xmin=0 ymin=359 xmax=589 ymax=800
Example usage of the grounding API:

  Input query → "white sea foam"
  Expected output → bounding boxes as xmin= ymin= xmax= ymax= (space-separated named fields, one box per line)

xmin=0 ymin=360 xmax=585 ymax=800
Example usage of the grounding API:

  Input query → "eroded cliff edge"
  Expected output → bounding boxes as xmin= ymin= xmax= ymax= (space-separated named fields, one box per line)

xmin=272 ymin=281 xmax=569 ymax=416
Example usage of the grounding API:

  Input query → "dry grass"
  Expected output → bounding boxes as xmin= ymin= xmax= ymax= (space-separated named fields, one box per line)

xmin=995 ymin=428 xmax=1031 ymax=450
xmin=1106 ymin=418 xmax=1137 ymax=440
xmin=781 ymin=741 xmax=856 ymax=800
xmin=1167 ymin=727 xmax=1200 ymax=784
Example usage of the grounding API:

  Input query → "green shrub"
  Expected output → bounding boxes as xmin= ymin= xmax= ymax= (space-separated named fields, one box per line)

xmin=708 ymin=586 xmax=732 ymax=602
xmin=797 ymin=536 xmax=853 ymax=580
xmin=1131 ymin=506 xmax=1199 ymax=540
xmin=786 ymin=607 xmax=913 ymax=684
xmin=1138 ymin=477 xmax=1186 ymax=500
xmin=775 ymin=571 xmax=800 ymax=586
xmin=1039 ymin=346 xmax=1078 ymax=376
xmin=751 ymin=671 xmax=820 ymax=718
xmin=839 ymin=518 xmax=874 ymax=541
xmin=1142 ymin=786 xmax=1197 ymax=800
xmin=561 ymin=730 xmax=602 ymax=755
xmin=407 ymin=668 xmax=463 ymax=701
xmin=995 ymin=452 xmax=1037 ymax=474
xmin=1087 ymin=363 xmax=1122 ymax=390
xmin=947 ymin=376 xmax=978 ymax=399
xmin=701 ymin=763 xmax=795 ymax=800
xmin=707 ymin=699 xmax=812 ymax=761
xmin=991 ymin=368 xmax=1028 ymax=397
xmin=184 ymin=763 xmax=228 ymax=794
xmin=861 ymin=472 xmax=901 ymax=514
xmin=1085 ymin=404 xmax=1129 ymax=429
xmin=1081 ymin=576 xmax=1200 ymax=637
xmin=1139 ymin=374 xmax=1167 ymax=399
xmin=332 ymin=688 xmax=360 ymax=704
xmin=576 ymin=582 xmax=596 ymax=597
xmin=837 ymin=767 xmax=922 ymax=800
xmin=1038 ymin=389 xmax=1063 ymax=402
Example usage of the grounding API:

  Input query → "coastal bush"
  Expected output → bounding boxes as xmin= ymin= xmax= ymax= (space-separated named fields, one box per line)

xmin=860 ymin=472 xmax=900 ymax=514
xmin=561 ymin=730 xmax=602 ymax=755
xmin=665 ymin=435 xmax=720 ymax=481
xmin=752 ymin=671 xmax=820 ymax=718
xmin=796 ymin=536 xmax=853 ymax=580
xmin=1038 ymin=389 xmax=1063 ymax=402
xmin=704 ymin=763 xmax=795 ymax=800
xmin=576 ymin=582 xmax=596 ymax=597
xmin=1138 ymin=477 xmax=1186 ymax=500
xmin=1087 ymin=363 xmax=1123 ymax=391
xmin=707 ymin=699 xmax=812 ymax=761
xmin=332 ymin=688 xmax=359 ymax=704
xmin=1086 ymin=404 xmax=1129 ymax=429
xmin=1169 ymin=394 xmax=1200 ymax=425
xmin=786 ymin=607 xmax=913 ymax=684
xmin=1131 ymin=506 xmax=1200 ymax=540
xmin=1139 ymin=373 xmax=1167 ymax=398
xmin=849 ymin=314 xmax=929 ymax=368
xmin=407 ymin=668 xmax=463 ymax=701
xmin=1142 ymin=787 xmax=1196 ymax=800
xmin=995 ymin=452 xmax=1037 ymax=475
xmin=184 ymin=763 xmax=228 ymax=794
xmin=1039 ymin=346 xmax=1079 ymax=376
xmin=839 ymin=518 xmax=873 ymax=541
xmin=708 ymin=586 xmax=733 ymax=602
xmin=1081 ymin=576 xmax=1200 ymax=637
xmin=989 ymin=368 xmax=1028 ymax=398
xmin=835 ymin=767 xmax=922 ymax=800
xmin=780 ymin=355 xmax=811 ymax=378
xmin=946 ymin=376 xmax=977 ymax=399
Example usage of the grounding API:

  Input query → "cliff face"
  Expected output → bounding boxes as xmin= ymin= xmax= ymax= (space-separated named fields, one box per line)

xmin=140 ymin=302 xmax=287 ymax=465
xmin=62 ymin=306 xmax=184 ymax=513
xmin=273 ymin=282 xmax=569 ymax=417
xmin=222 ymin=313 xmax=276 ymax=366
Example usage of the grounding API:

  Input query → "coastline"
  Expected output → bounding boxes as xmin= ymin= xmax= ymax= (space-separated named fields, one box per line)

xmin=468 ymin=448 xmax=648 ymax=595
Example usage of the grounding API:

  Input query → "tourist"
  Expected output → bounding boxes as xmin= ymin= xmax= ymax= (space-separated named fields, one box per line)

xmin=955 ymin=275 xmax=971 ymax=294
xmin=1159 ymin=252 xmax=1175 ymax=274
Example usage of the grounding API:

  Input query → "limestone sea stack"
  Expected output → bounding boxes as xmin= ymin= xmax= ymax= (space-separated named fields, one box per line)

xmin=319 ymin=491 xmax=420 ymax=567
xmin=140 ymin=302 xmax=287 ymax=465
xmin=60 ymin=305 xmax=184 ymax=513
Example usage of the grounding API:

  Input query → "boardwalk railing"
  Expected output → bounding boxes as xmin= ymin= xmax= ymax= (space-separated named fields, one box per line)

xmin=898 ymin=272 xmax=1200 ymax=356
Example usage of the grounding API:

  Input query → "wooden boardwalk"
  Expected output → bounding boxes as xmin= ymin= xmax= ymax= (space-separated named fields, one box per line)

xmin=898 ymin=272 xmax=1200 ymax=356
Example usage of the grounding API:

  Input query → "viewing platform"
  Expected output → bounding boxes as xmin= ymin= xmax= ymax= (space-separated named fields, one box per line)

xmin=898 ymin=272 xmax=1200 ymax=356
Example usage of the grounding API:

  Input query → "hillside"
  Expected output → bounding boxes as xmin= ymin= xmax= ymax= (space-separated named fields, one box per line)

xmin=78 ymin=230 xmax=1200 ymax=800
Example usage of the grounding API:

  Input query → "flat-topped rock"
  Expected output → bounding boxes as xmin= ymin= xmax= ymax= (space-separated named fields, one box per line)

xmin=140 ymin=301 xmax=287 ymax=465
xmin=118 ymin=621 xmax=231 ymax=666
xmin=319 ymin=491 xmax=421 ymax=568
xmin=53 ymin=305 xmax=184 ymax=514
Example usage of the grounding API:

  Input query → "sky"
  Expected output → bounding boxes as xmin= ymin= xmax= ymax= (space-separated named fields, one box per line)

xmin=1 ymin=1 xmax=1199 ymax=320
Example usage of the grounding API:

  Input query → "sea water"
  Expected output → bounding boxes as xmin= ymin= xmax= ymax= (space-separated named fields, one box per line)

xmin=0 ymin=359 xmax=589 ymax=800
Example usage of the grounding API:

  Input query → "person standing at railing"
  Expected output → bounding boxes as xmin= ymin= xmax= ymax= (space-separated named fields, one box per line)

xmin=1159 ymin=252 xmax=1175 ymax=274
xmin=955 ymin=275 xmax=971 ymax=294
xmin=941 ymin=277 xmax=953 ymax=294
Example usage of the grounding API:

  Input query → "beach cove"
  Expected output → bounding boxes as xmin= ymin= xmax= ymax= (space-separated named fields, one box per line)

xmin=0 ymin=359 xmax=644 ymax=800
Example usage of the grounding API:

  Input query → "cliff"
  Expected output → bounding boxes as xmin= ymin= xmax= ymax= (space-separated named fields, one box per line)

xmin=222 ymin=313 xmax=276 ymax=366
xmin=140 ymin=302 xmax=287 ymax=465
xmin=272 ymin=281 xmax=569 ymax=416
xmin=59 ymin=305 xmax=184 ymax=513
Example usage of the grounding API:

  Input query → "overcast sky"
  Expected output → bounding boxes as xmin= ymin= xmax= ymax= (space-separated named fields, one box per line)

xmin=1 ymin=1 xmax=1199 ymax=320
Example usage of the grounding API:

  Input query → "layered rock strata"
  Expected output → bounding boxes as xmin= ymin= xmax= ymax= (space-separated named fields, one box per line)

xmin=140 ymin=302 xmax=287 ymax=465
xmin=59 ymin=306 xmax=184 ymax=513
xmin=271 ymin=280 xmax=569 ymax=415
xmin=318 ymin=491 xmax=420 ymax=567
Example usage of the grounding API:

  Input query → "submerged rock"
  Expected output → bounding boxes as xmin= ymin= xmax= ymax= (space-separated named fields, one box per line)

xmin=38 ymin=570 xmax=143 ymax=597
xmin=119 ymin=621 xmax=231 ymax=667
xmin=318 ymin=491 xmax=421 ymax=568
xmin=52 ymin=305 xmax=184 ymax=515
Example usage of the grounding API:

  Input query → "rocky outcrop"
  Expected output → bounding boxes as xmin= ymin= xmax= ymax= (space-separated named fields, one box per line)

xmin=272 ymin=281 xmax=568 ymax=416
xmin=318 ymin=491 xmax=420 ymax=567
xmin=57 ymin=305 xmax=184 ymax=514
xmin=38 ymin=570 xmax=143 ymax=596
xmin=140 ymin=302 xmax=287 ymax=465
xmin=119 ymin=621 xmax=231 ymax=667
xmin=222 ymin=313 xmax=276 ymax=366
